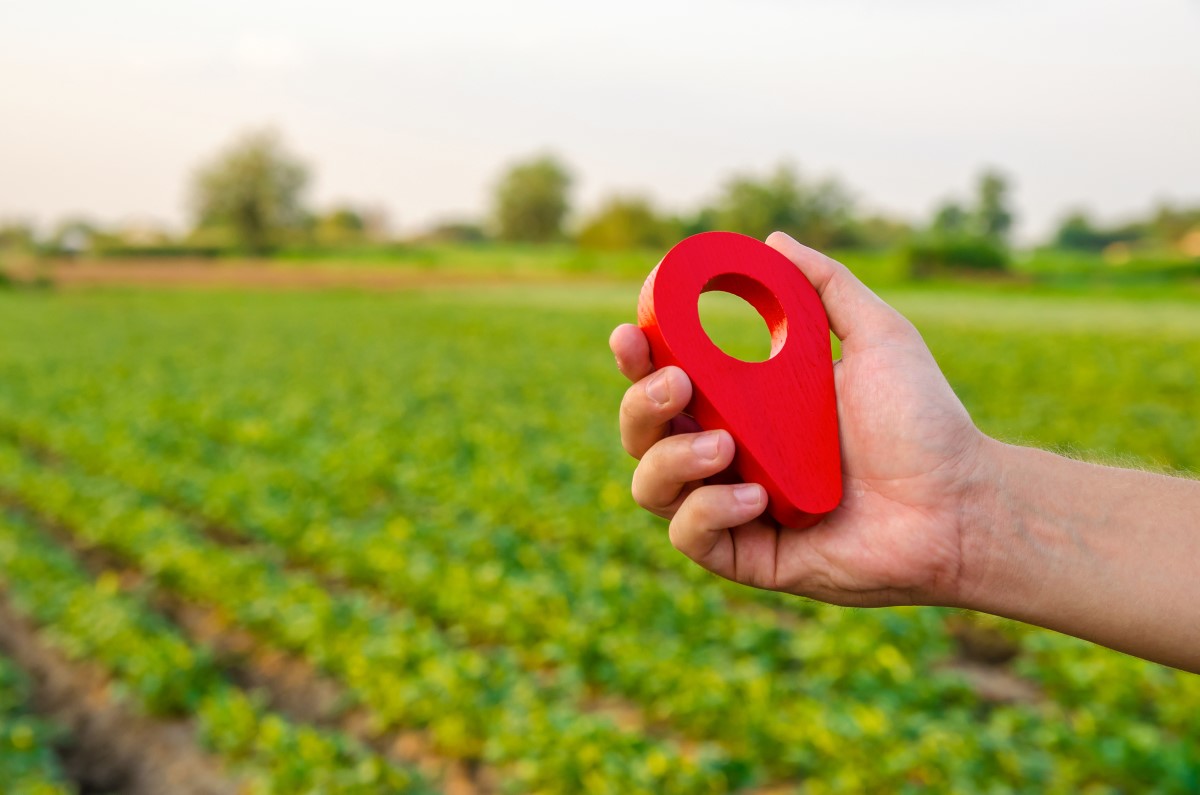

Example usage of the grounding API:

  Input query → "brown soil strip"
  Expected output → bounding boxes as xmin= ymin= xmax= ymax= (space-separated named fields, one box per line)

xmin=0 ymin=591 xmax=238 ymax=795
xmin=936 ymin=659 xmax=1041 ymax=704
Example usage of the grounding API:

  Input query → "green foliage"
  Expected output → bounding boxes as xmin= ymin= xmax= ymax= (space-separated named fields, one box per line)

xmin=91 ymin=242 xmax=225 ymax=259
xmin=1050 ymin=203 xmax=1200 ymax=258
xmin=1148 ymin=202 xmax=1200 ymax=250
xmin=314 ymin=206 xmax=368 ymax=248
xmin=1 ymin=286 xmax=1199 ymax=792
xmin=707 ymin=163 xmax=857 ymax=249
xmin=904 ymin=235 xmax=1009 ymax=277
xmin=930 ymin=201 xmax=970 ymax=236
xmin=848 ymin=214 xmax=912 ymax=250
xmin=0 ymin=508 xmax=433 ymax=794
xmin=419 ymin=220 xmax=489 ymax=244
xmin=975 ymin=169 xmax=1014 ymax=243
xmin=0 ymin=657 xmax=72 ymax=795
xmin=190 ymin=129 xmax=310 ymax=255
xmin=0 ymin=222 xmax=36 ymax=253
xmin=577 ymin=195 xmax=680 ymax=251
xmin=492 ymin=154 xmax=572 ymax=242
xmin=912 ymin=169 xmax=1017 ymax=277
xmin=1052 ymin=210 xmax=1142 ymax=252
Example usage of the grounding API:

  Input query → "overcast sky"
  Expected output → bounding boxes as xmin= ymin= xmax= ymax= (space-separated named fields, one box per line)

xmin=1 ymin=0 xmax=1197 ymax=240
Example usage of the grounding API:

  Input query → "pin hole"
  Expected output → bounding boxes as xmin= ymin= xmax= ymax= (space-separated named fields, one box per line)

xmin=697 ymin=274 xmax=788 ymax=363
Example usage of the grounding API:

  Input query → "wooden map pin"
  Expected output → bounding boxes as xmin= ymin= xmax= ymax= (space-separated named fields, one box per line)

xmin=637 ymin=231 xmax=842 ymax=528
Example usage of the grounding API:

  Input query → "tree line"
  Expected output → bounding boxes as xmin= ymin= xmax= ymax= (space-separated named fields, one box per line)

xmin=2 ymin=129 xmax=1197 ymax=272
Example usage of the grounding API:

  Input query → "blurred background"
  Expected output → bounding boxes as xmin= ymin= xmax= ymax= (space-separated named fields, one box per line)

xmin=2 ymin=0 xmax=1198 ymax=275
xmin=0 ymin=2 xmax=1198 ymax=794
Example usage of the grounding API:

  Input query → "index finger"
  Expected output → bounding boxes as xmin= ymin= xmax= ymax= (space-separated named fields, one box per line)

xmin=609 ymin=324 xmax=652 ymax=383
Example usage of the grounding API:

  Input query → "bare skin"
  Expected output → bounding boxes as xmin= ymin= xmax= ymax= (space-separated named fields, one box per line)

xmin=611 ymin=231 xmax=1200 ymax=674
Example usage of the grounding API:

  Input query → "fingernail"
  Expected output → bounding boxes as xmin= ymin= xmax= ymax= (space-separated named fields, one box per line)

xmin=734 ymin=484 xmax=762 ymax=506
xmin=644 ymin=370 xmax=669 ymax=405
xmin=692 ymin=431 xmax=720 ymax=461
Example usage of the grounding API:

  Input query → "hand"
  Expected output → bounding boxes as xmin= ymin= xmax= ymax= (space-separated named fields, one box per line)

xmin=611 ymin=232 xmax=990 ymax=608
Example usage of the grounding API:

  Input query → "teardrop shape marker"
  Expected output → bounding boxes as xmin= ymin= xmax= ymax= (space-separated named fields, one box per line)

xmin=637 ymin=232 xmax=842 ymax=528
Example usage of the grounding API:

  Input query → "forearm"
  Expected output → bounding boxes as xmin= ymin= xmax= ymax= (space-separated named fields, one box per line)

xmin=957 ymin=439 xmax=1200 ymax=673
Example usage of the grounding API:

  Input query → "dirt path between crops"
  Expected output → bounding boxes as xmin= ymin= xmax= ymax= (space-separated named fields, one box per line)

xmin=16 ymin=259 xmax=601 ymax=291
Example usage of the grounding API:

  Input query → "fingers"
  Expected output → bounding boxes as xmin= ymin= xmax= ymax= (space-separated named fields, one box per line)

xmin=765 ymin=231 xmax=908 ymax=346
xmin=668 ymin=483 xmax=771 ymax=581
xmin=609 ymin=324 xmax=652 ymax=383
xmin=631 ymin=430 xmax=734 ymax=516
xmin=619 ymin=365 xmax=692 ymax=459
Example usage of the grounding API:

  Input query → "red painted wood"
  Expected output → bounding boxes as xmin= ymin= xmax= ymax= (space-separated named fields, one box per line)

xmin=637 ymin=232 xmax=842 ymax=528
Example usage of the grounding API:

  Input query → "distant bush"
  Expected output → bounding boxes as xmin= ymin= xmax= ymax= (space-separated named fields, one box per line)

xmin=904 ymin=235 xmax=1009 ymax=278
xmin=706 ymin=163 xmax=860 ymax=249
xmin=419 ymin=221 xmax=489 ymax=244
xmin=577 ymin=196 xmax=680 ymax=251
xmin=1052 ymin=211 xmax=1143 ymax=252
xmin=909 ymin=169 xmax=1016 ymax=279
xmin=92 ymin=243 xmax=224 ymax=259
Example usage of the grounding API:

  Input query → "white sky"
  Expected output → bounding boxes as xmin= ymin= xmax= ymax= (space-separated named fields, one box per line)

xmin=1 ymin=0 xmax=1197 ymax=241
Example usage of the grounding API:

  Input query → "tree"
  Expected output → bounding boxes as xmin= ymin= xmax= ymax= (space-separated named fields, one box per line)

xmin=315 ymin=206 xmax=366 ymax=247
xmin=931 ymin=201 xmax=970 ymax=236
xmin=492 ymin=155 xmax=572 ymax=242
xmin=0 ymin=222 xmax=35 ymax=251
xmin=190 ymin=129 xmax=310 ymax=255
xmin=975 ymin=169 xmax=1014 ymax=243
xmin=577 ymin=196 xmax=679 ymax=250
xmin=709 ymin=163 xmax=856 ymax=249
xmin=1149 ymin=203 xmax=1200 ymax=248
xmin=908 ymin=169 xmax=1016 ymax=277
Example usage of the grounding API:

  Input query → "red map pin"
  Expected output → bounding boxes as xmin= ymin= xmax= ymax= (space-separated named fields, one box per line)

xmin=637 ymin=232 xmax=842 ymax=528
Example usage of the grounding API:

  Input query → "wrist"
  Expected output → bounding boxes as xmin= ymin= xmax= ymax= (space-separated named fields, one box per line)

xmin=949 ymin=436 xmax=1027 ymax=612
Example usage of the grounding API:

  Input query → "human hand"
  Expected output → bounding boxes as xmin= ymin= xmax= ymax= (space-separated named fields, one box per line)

xmin=611 ymin=232 xmax=990 ymax=608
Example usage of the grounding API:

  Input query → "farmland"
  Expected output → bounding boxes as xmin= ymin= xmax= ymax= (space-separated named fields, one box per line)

xmin=0 ymin=276 xmax=1198 ymax=793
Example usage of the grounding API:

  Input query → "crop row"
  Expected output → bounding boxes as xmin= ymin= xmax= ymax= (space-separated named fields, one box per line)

xmin=0 ymin=440 xmax=734 ymax=794
xmin=0 ymin=408 xmax=986 ymax=778
xmin=0 ymin=506 xmax=435 ymax=794
xmin=2 ymin=291 xmax=1199 ymax=791
xmin=0 ymin=653 xmax=72 ymax=795
xmin=5 ymin=404 xmax=1200 ymax=790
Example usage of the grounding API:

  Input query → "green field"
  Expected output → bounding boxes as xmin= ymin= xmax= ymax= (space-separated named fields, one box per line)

xmin=0 ymin=279 xmax=1197 ymax=793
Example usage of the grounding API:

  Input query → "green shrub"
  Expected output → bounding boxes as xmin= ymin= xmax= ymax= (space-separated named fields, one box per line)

xmin=904 ymin=235 xmax=1009 ymax=278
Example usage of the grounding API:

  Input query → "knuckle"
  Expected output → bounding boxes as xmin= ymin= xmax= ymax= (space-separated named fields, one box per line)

xmin=630 ymin=468 xmax=650 ymax=509
xmin=666 ymin=518 xmax=688 ymax=552
xmin=621 ymin=434 xmax=645 ymax=461
xmin=684 ymin=491 xmax=715 ymax=527
xmin=620 ymin=384 xmax=657 ymax=425
xmin=630 ymin=451 xmax=667 ymax=509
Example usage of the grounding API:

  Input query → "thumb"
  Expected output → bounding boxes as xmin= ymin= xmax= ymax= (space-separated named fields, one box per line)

xmin=765 ymin=231 xmax=905 ymax=347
